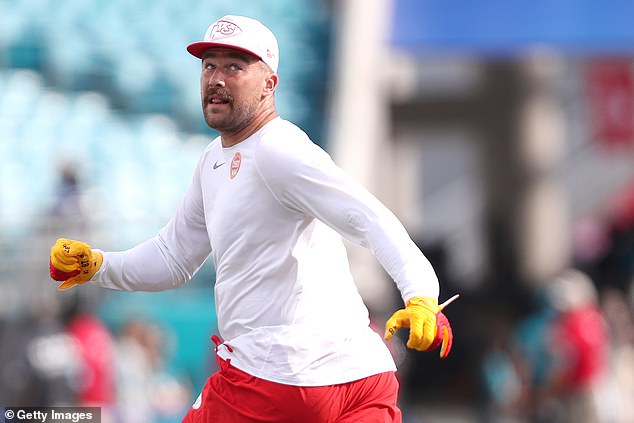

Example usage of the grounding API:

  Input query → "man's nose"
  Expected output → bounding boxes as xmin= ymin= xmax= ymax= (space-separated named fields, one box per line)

xmin=208 ymin=70 xmax=225 ymax=88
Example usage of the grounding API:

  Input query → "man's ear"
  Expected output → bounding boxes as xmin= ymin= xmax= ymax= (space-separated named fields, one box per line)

xmin=263 ymin=73 xmax=279 ymax=96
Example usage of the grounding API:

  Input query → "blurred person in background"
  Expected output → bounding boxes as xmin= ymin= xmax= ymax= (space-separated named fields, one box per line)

xmin=599 ymin=287 xmax=634 ymax=422
xmin=47 ymin=14 xmax=455 ymax=423
xmin=508 ymin=287 xmax=559 ymax=421
xmin=478 ymin=317 xmax=525 ymax=423
xmin=0 ymin=295 xmax=77 ymax=406
xmin=50 ymin=164 xmax=83 ymax=221
xmin=535 ymin=269 xmax=609 ymax=423
xmin=60 ymin=290 xmax=116 ymax=416
xmin=115 ymin=319 xmax=191 ymax=423
xmin=46 ymin=163 xmax=88 ymax=236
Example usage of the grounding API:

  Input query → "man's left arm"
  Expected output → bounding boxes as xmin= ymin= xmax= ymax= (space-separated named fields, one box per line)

xmin=258 ymin=139 xmax=455 ymax=357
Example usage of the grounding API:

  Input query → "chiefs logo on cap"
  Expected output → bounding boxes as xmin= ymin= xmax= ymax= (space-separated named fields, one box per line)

xmin=230 ymin=152 xmax=242 ymax=179
xmin=208 ymin=20 xmax=242 ymax=40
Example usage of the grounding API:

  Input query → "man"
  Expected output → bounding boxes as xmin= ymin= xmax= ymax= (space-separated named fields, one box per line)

xmin=49 ymin=15 xmax=455 ymax=422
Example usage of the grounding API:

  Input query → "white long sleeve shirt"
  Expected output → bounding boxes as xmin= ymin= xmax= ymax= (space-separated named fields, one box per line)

xmin=93 ymin=117 xmax=439 ymax=386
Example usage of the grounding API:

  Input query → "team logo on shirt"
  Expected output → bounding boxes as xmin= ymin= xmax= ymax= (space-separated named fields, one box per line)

xmin=230 ymin=152 xmax=242 ymax=179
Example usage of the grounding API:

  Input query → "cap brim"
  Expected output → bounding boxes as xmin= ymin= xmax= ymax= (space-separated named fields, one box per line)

xmin=187 ymin=42 xmax=262 ymax=60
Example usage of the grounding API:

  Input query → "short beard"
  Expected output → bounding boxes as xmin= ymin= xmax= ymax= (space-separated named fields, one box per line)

xmin=204 ymin=101 xmax=260 ymax=133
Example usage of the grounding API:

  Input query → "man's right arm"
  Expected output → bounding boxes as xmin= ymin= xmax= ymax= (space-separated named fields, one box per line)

xmin=50 ymin=152 xmax=212 ymax=291
xmin=91 ymin=231 xmax=208 ymax=291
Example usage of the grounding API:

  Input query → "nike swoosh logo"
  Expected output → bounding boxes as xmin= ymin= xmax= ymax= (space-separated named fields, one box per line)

xmin=213 ymin=161 xmax=225 ymax=170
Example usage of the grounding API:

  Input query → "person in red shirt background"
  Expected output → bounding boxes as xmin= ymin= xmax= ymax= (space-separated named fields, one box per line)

xmin=539 ymin=268 xmax=609 ymax=423
xmin=61 ymin=291 xmax=116 ymax=415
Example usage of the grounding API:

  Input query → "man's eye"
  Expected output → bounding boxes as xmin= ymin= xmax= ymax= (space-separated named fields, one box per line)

xmin=227 ymin=64 xmax=241 ymax=71
xmin=203 ymin=62 xmax=215 ymax=70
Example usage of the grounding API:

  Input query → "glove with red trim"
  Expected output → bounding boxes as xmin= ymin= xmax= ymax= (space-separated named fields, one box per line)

xmin=384 ymin=296 xmax=455 ymax=358
xmin=49 ymin=238 xmax=103 ymax=290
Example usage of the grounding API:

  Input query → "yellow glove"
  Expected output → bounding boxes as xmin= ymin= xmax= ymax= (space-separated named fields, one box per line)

xmin=49 ymin=238 xmax=103 ymax=290
xmin=384 ymin=295 xmax=456 ymax=358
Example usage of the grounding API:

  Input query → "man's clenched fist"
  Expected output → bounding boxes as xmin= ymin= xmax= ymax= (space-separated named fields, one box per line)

xmin=49 ymin=238 xmax=103 ymax=290
xmin=384 ymin=296 xmax=454 ymax=358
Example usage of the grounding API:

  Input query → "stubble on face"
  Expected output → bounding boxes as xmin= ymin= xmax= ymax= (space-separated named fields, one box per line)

xmin=201 ymin=57 xmax=269 ymax=135
xmin=202 ymin=86 xmax=261 ymax=134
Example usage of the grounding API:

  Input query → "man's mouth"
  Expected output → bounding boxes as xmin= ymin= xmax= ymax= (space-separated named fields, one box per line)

xmin=209 ymin=98 xmax=229 ymax=104
xmin=207 ymin=94 xmax=231 ymax=105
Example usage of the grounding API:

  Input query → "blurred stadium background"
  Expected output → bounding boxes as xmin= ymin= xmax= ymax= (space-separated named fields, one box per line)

xmin=1 ymin=0 xmax=634 ymax=422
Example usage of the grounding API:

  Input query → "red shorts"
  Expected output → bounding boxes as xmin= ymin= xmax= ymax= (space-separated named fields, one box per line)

xmin=182 ymin=358 xmax=401 ymax=423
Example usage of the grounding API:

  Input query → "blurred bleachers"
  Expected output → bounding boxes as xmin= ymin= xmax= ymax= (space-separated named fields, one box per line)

xmin=0 ymin=0 xmax=329 ymax=130
xmin=0 ymin=0 xmax=331 ymax=239
xmin=0 ymin=69 xmax=206 ymax=241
